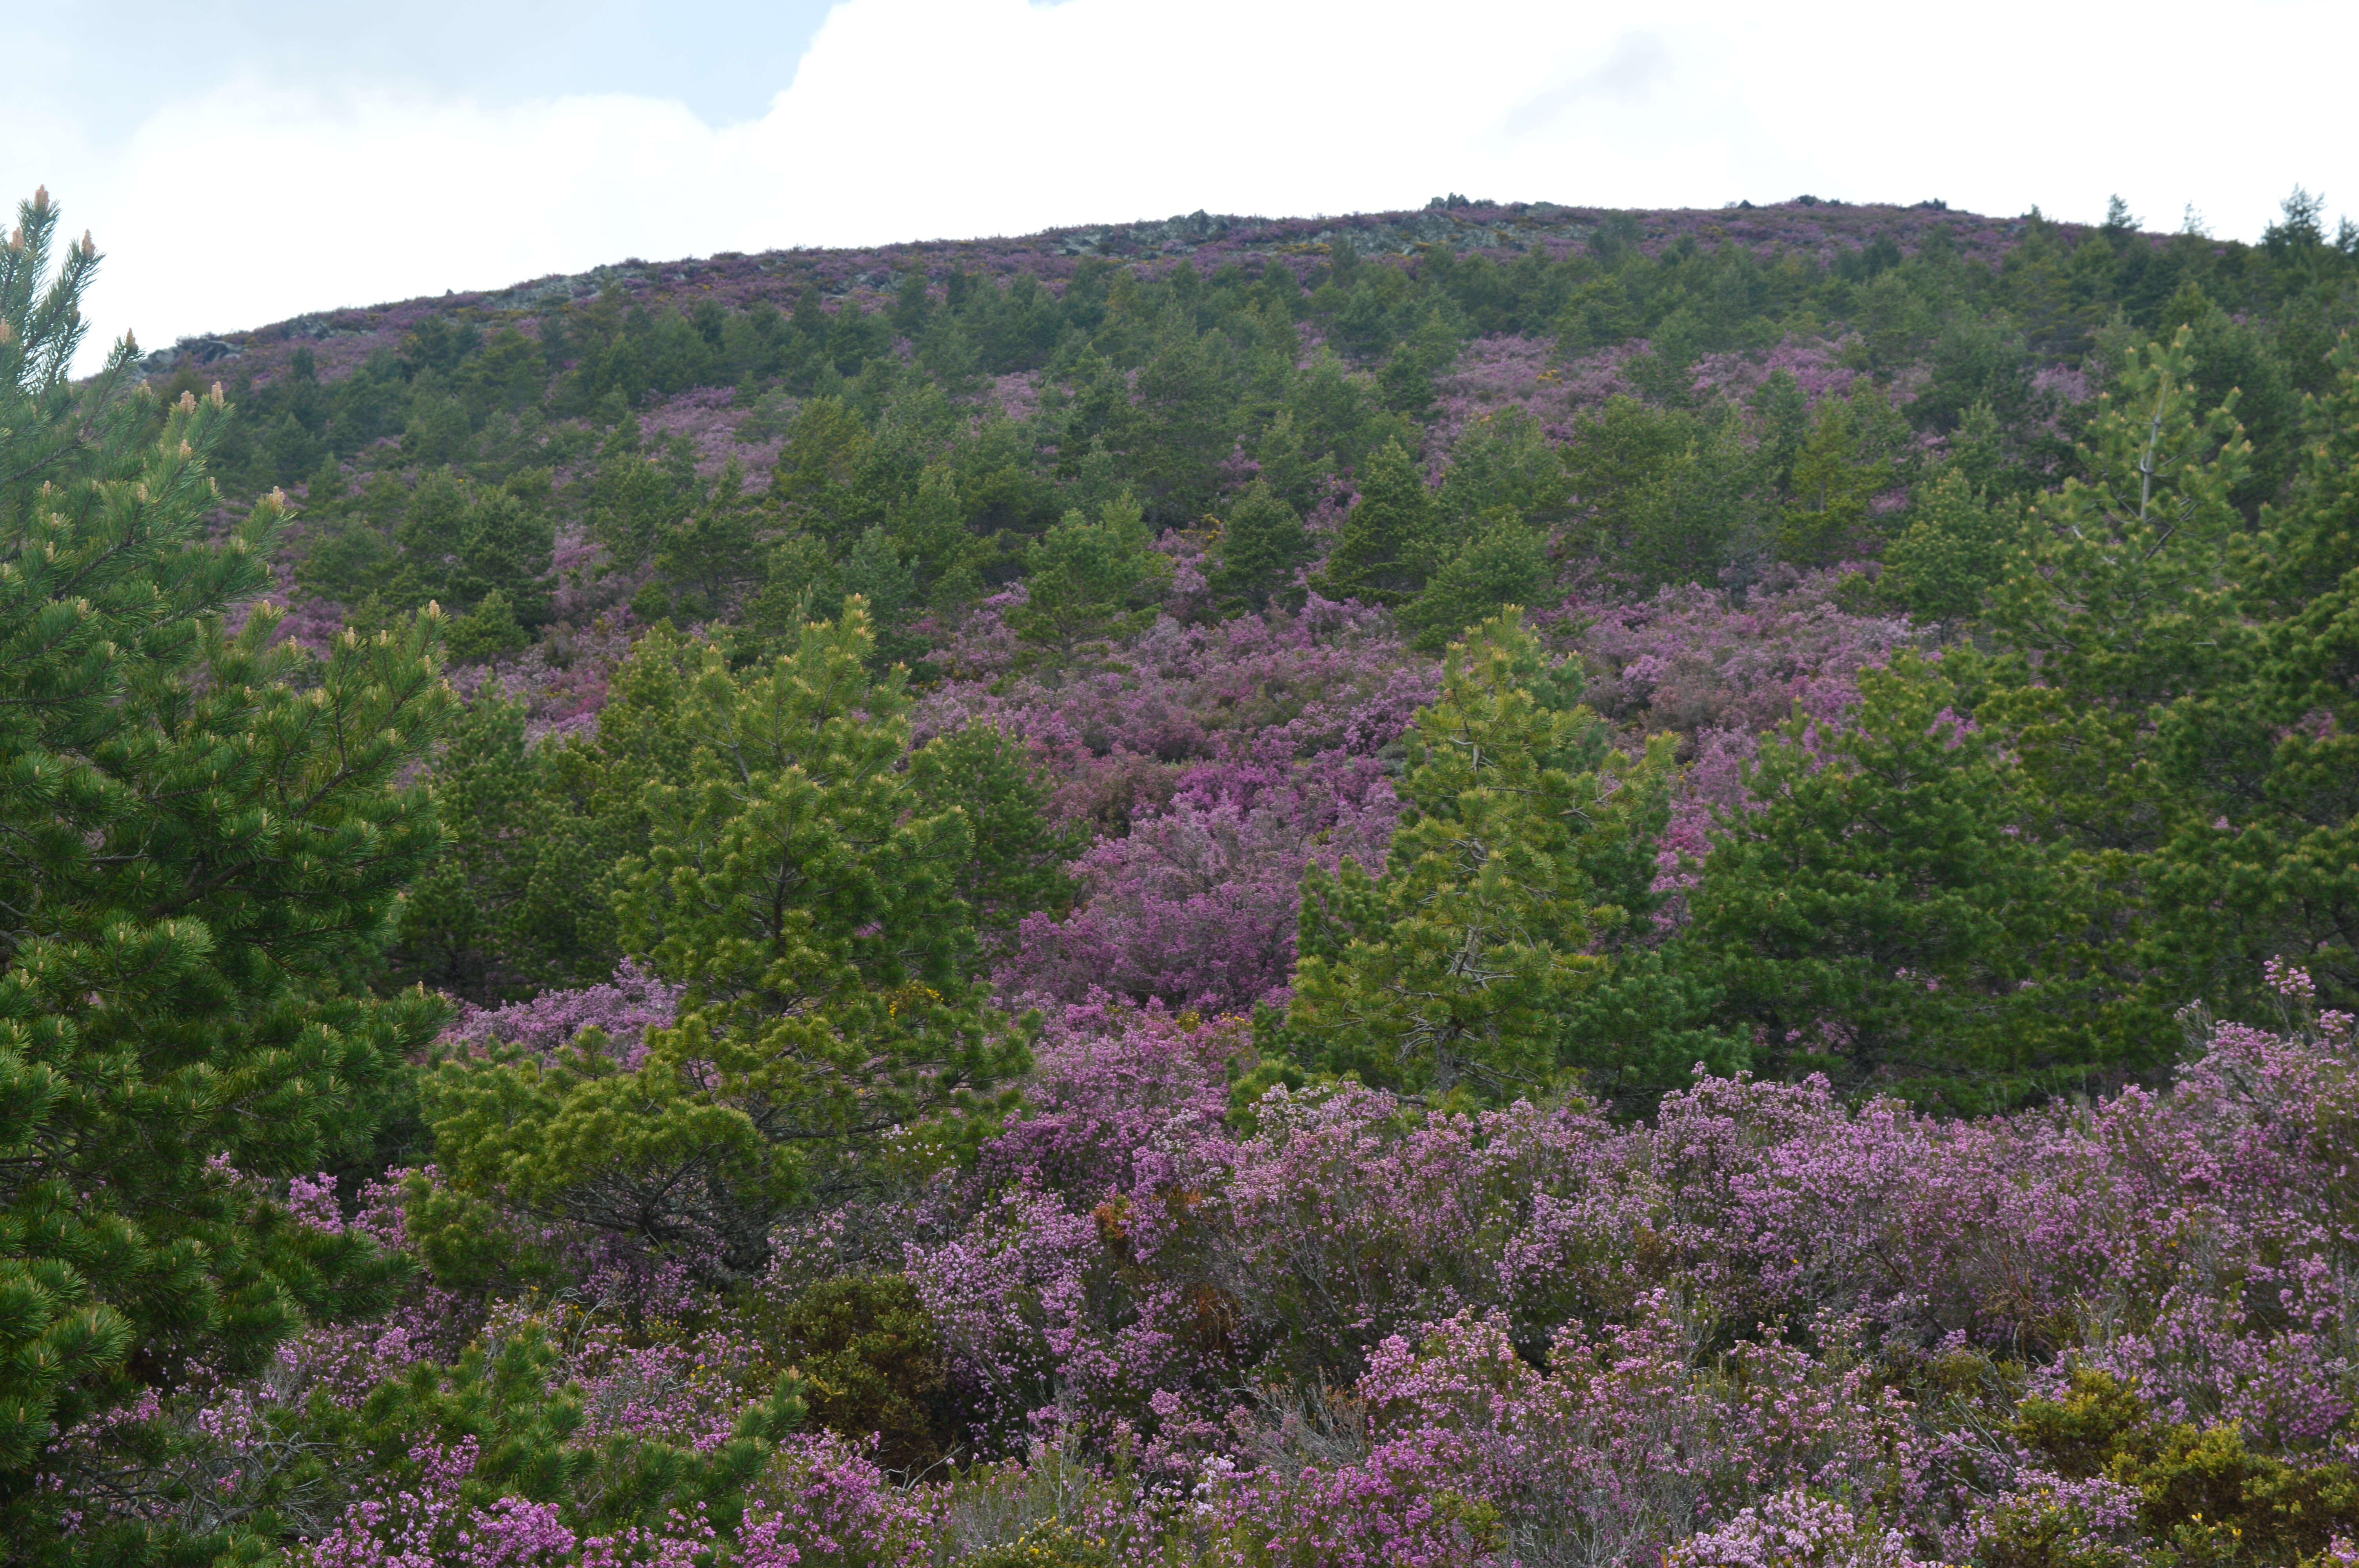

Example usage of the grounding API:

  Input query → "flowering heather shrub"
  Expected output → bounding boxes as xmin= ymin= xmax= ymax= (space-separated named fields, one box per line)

xmin=637 ymin=386 xmax=784 ymax=483
xmin=1685 ymin=335 xmax=1866 ymax=410
xmin=442 ymin=601 xmax=644 ymax=737
xmin=1959 ymin=1470 xmax=2147 ymax=1568
xmin=920 ymin=604 xmax=1432 ymax=1001
xmin=1005 ymin=746 xmax=1398 ymax=1012
xmin=441 ymin=959 xmax=683 ymax=1067
xmin=60 ymin=983 xmax=2357 ymax=1566
xmin=1427 ymin=336 xmax=1643 ymax=453
xmin=920 ymin=599 xmax=1434 ymax=867
xmin=891 ymin=987 xmax=2359 ymax=1549
xmin=1671 ymin=1488 xmax=1928 ymax=1568
xmin=1554 ymin=568 xmax=1925 ymax=738
xmin=920 ymin=601 xmax=1429 ymax=775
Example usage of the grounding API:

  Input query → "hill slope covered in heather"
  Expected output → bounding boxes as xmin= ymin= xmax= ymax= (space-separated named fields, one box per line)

xmin=14 ymin=184 xmax=2359 ymax=1564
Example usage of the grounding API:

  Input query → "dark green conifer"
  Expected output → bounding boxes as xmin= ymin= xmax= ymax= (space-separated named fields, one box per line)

xmin=1312 ymin=439 xmax=1436 ymax=605
xmin=0 ymin=189 xmax=449 ymax=1545
xmin=1208 ymin=480 xmax=1312 ymax=615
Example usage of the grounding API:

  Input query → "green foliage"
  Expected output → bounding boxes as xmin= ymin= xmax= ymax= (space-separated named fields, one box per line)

xmin=1666 ymin=655 xmax=2121 ymax=1111
xmin=752 ymin=1272 xmax=955 ymax=1473
xmin=908 ymin=722 xmax=1080 ymax=951
xmin=1776 ymin=380 xmax=1908 ymax=566
xmin=324 ymin=1325 xmax=808 ymax=1546
xmin=425 ymin=605 xmax=1029 ymax=1276
xmin=1283 ymin=610 xmax=1671 ymax=1101
xmin=1313 ymin=438 xmax=1436 ymax=605
xmin=444 ymin=586 xmax=531 ymax=659
xmin=1563 ymin=397 xmax=1761 ymax=593
xmin=775 ymin=395 xmax=876 ymax=547
xmin=394 ymin=467 xmax=558 ymax=624
xmin=653 ymin=457 xmax=765 ymax=617
xmin=1398 ymin=517 xmax=1554 ymax=653
xmin=1987 ymin=328 xmax=2248 ymax=718
xmin=2144 ymin=329 xmax=2359 ymax=1014
xmin=0 ymin=189 xmax=448 ymax=1539
xmin=953 ymin=1521 xmax=1114 ymax=1568
xmin=2009 ymin=1369 xmax=2359 ymax=1567
xmin=1966 ymin=328 xmax=2253 ymax=1036
xmin=1881 ymin=466 xmax=2019 ymax=622
xmin=1207 ymin=479 xmax=1312 ymax=615
xmin=1434 ymin=407 xmax=1573 ymax=537
xmin=1007 ymin=492 xmax=1170 ymax=670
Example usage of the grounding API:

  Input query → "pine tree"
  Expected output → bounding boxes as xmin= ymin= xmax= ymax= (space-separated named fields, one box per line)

xmin=1777 ymin=381 xmax=1900 ymax=566
xmin=1665 ymin=655 xmax=2111 ymax=1112
xmin=840 ymin=523 xmax=920 ymax=667
xmin=1312 ymin=438 xmax=1436 ymax=605
xmin=1007 ymin=491 xmax=1170 ymax=670
xmin=1398 ymin=515 xmax=1553 ymax=653
xmin=394 ymin=468 xmax=554 ymax=625
xmin=1207 ymin=479 xmax=1311 ymax=615
xmin=424 ymin=605 xmax=1027 ymax=1276
xmin=0 ymin=189 xmax=449 ymax=1543
xmin=1281 ymin=610 xmax=1671 ymax=1101
xmin=1981 ymin=327 xmax=2250 ymax=855
xmin=1881 ymin=466 xmax=2020 ymax=622
xmin=886 ymin=461 xmax=988 ymax=618
xmin=908 ymin=722 xmax=1080 ymax=956
xmin=654 ymin=458 xmax=764 ymax=618
xmin=2146 ymin=330 xmax=2359 ymax=1014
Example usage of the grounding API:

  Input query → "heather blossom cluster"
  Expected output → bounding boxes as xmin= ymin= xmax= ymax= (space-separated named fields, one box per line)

xmin=180 ymin=971 xmax=2355 ymax=1566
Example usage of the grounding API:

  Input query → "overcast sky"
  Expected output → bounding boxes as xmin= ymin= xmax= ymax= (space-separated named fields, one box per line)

xmin=9 ymin=0 xmax=2355 ymax=369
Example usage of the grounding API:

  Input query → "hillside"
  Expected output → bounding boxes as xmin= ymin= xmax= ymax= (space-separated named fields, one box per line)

xmin=9 ymin=184 xmax=2359 ymax=1564
xmin=148 ymin=190 xmax=2354 ymax=1029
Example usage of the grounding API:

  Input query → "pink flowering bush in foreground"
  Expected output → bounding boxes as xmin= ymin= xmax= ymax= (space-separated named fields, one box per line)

xmin=42 ymin=972 xmax=2359 ymax=1566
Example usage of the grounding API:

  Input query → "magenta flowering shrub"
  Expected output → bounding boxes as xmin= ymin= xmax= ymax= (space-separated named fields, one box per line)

xmin=1005 ymin=746 xmax=1398 ymax=1012
xmin=1684 ymin=335 xmax=1868 ymax=410
xmin=441 ymin=959 xmax=683 ymax=1067
xmin=888 ymin=985 xmax=2359 ymax=1555
xmin=917 ymin=603 xmax=1430 ymax=1008
xmin=58 ymin=984 xmax=2359 ymax=1565
xmin=918 ymin=600 xmax=1431 ymax=781
xmin=1556 ymin=570 xmax=1925 ymax=739
xmin=1955 ymin=1470 xmax=2148 ymax=1568
xmin=1670 ymin=1487 xmax=1929 ymax=1568
xmin=445 ymin=604 xmax=645 ymax=738
xmin=736 ymin=1433 xmax=937 ymax=1567
xmin=636 ymin=386 xmax=784 ymax=482
xmin=302 ymin=1438 xmax=600 ymax=1568
xmin=1426 ymin=335 xmax=1645 ymax=453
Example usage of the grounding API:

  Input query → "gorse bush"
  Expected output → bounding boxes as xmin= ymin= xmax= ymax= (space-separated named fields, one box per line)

xmin=14 ymin=180 xmax=2359 ymax=1566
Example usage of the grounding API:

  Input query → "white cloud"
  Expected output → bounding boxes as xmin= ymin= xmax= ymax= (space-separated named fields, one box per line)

xmin=39 ymin=0 xmax=2359 ymax=367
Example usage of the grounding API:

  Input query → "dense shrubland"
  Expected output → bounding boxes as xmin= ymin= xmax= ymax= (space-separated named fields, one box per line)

xmin=6 ymin=181 xmax=2359 ymax=1565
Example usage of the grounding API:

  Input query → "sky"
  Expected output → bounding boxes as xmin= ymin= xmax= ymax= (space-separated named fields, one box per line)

xmin=9 ymin=0 xmax=2357 ymax=369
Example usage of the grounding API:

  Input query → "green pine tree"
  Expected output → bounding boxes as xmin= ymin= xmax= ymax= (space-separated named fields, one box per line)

xmin=1207 ymin=479 xmax=1311 ymax=615
xmin=423 ymin=604 xmax=1028 ymax=1277
xmin=1777 ymin=381 xmax=1901 ymax=566
xmin=0 ymin=189 xmax=449 ymax=1546
xmin=774 ymin=395 xmax=875 ymax=547
xmin=2145 ymin=330 xmax=2359 ymax=1015
xmin=908 ymin=722 xmax=1081 ymax=956
xmin=654 ymin=458 xmax=764 ymax=619
xmin=1667 ymin=655 xmax=2113 ymax=1111
xmin=1007 ymin=491 xmax=1170 ymax=670
xmin=1280 ymin=610 xmax=1671 ymax=1102
xmin=1397 ymin=515 xmax=1554 ymax=653
xmin=1881 ymin=466 xmax=2021 ymax=623
xmin=1312 ymin=438 xmax=1436 ymax=606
